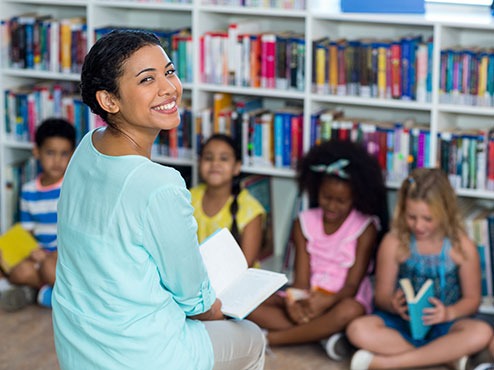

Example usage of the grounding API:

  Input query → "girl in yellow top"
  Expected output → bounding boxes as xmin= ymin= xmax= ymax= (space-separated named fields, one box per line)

xmin=191 ymin=134 xmax=265 ymax=267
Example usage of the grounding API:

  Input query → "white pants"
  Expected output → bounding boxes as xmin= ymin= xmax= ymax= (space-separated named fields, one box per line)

xmin=203 ymin=319 xmax=265 ymax=370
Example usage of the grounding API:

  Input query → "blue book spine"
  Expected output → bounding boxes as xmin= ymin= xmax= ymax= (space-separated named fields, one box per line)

xmin=310 ymin=112 xmax=319 ymax=147
xmin=282 ymin=112 xmax=292 ymax=168
xmin=426 ymin=39 xmax=433 ymax=101
xmin=401 ymin=38 xmax=411 ymax=100
xmin=273 ymin=113 xmax=284 ymax=168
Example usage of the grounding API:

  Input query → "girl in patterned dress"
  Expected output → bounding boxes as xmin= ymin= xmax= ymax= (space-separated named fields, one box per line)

xmin=348 ymin=168 xmax=492 ymax=369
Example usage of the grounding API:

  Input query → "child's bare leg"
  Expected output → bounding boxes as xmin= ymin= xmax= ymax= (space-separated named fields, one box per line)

xmin=247 ymin=294 xmax=294 ymax=330
xmin=268 ymin=297 xmax=364 ymax=346
xmin=39 ymin=251 xmax=57 ymax=286
xmin=347 ymin=315 xmax=414 ymax=355
xmin=9 ymin=259 xmax=42 ymax=288
xmin=488 ymin=335 xmax=494 ymax=359
xmin=369 ymin=319 xmax=492 ymax=369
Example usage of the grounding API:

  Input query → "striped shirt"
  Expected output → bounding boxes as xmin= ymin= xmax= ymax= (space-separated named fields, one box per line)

xmin=20 ymin=176 xmax=63 ymax=252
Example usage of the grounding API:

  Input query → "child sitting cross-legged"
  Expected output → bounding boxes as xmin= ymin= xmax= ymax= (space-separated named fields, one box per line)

xmin=248 ymin=139 xmax=389 ymax=360
xmin=347 ymin=168 xmax=493 ymax=370
xmin=0 ymin=118 xmax=76 ymax=311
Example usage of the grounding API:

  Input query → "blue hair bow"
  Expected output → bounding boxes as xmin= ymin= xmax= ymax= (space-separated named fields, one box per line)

xmin=310 ymin=159 xmax=350 ymax=179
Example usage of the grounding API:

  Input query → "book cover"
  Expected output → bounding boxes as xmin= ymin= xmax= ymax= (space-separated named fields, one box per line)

xmin=241 ymin=175 xmax=274 ymax=260
xmin=399 ymin=278 xmax=434 ymax=340
xmin=199 ymin=228 xmax=287 ymax=320
xmin=0 ymin=223 xmax=39 ymax=274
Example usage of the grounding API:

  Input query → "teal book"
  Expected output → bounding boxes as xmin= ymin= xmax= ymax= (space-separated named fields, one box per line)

xmin=399 ymin=278 xmax=434 ymax=340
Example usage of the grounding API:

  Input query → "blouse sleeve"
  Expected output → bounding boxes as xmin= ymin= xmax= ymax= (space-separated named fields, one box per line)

xmin=237 ymin=189 xmax=266 ymax=232
xmin=142 ymin=184 xmax=216 ymax=317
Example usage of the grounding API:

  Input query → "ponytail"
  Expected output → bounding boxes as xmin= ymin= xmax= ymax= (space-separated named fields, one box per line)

xmin=230 ymin=177 xmax=241 ymax=243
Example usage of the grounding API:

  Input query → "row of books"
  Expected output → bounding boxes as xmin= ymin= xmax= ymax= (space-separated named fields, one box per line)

xmin=311 ymin=35 xmax=432 ymax=102
xmin=4 ymin=158 xmax=37 ymax=228
xmin=202 ymin=0 xmax=305 ymax=9
xmin=463 ymin=203 xmax=494 ymax=302
xmin=200 ymin=25 xmax=305 ymax=90
xmin=310 ymin=110 xmax=494 ymax=191
xmin=197 ymin=94 xmax=304 ymax=169
xmin=439 ymin=47 xmax=494 ymax=107
xmin=438 ymin=129 xmax=494 ymax=192
xmin=95 ymin=26 xmax=193 ymax=83
xmin=1 ymin=14 xmax=87 ymax=73
xmin=4 ymin=82 xmax=90 ymax=144
xmin=152 ymin=104 xmax=194 ymax=159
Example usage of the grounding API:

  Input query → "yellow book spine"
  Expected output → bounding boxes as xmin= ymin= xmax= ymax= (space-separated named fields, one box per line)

xmin=478 ymin=54 xmax=488 ymax=98
xmin=377 ymin=46 xmax=387 ymax=99
xmin=60 ymin=19 xmax=72 ymax=74
xmin=329 ymin=44 xmax=338 ymax=95
xmin=316 ymin=47 xmax=326 ymax=94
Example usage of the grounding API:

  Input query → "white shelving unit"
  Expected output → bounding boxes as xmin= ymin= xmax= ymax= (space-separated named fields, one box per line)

xmin=1 ymin=1 xmax=494 ymax=297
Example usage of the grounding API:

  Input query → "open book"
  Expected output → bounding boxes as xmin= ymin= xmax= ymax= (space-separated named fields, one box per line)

xmin=200 ymin=227 xmax=288 ymax=319
xmin=399 ymin=278 xmax=434 ymax=340
xmin=0 ymin=223 xmax=38 ymax=274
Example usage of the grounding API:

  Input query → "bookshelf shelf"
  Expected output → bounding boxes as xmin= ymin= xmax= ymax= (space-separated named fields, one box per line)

xmin=1 ymin=69 xmax=81 ymax=81
xmin=1 ymin=1 xmax=494 ymax=309
xmin=151 ymin=156 xmax=195 ymax=167
xmin=241 ymin=166 xmax=296 ymax=179
xmin=198 ymin=5 xmax=307 ymax=18
xmin=94 ymin=1 xmax=193 ymax=11
xmin=198 ymin=84 xmax=306 ymax=100
xmin=310 ymin=95 xmax=433 ymax=111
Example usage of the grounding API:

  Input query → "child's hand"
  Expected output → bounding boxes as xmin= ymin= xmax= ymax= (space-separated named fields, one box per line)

xmin=286 ymin=299 xmax=310 ymax=324
xmin=305 ymin=290 xmax=335 ymax=320
xmin=30 ymin=248 xmax=47 ymax=262
xmin=391 ymin=289 xmax=409 ymax=320
xmin=422 ymin=297 xmax=449 ymax=325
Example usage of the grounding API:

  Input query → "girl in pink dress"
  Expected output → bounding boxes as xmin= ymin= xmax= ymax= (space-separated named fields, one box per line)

xmin=248 ymin=139 xmax=389 ymax=357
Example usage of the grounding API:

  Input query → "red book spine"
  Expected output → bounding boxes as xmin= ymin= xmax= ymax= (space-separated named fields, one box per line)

xmin=391 ymin=42 xmax=402 ymax=99
xmin=488 ymin=132 xmax=494 ymax=191
xmin=261 ymin=33 xmax=276 ymax=89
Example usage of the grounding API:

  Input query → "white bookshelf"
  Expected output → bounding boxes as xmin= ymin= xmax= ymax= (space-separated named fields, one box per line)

xmin=1 ymin=0 xmax=494 ymax=310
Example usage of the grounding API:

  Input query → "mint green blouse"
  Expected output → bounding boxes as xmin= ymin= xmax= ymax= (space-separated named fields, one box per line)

xmin=53 ymin=130 xmax=215 ymax=370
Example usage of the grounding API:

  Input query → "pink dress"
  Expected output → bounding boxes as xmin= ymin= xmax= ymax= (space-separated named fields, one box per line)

xmin=299 ymin=208 xmax=378 ymax=313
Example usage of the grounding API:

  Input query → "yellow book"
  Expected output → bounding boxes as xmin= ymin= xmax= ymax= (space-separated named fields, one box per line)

xmin=377 ymin=45 xmax=387 ymax=99
xmin=329 ymin=42 xmax=339 ymax=94
xmin=0 ymin=223 xmax=39 ymax=274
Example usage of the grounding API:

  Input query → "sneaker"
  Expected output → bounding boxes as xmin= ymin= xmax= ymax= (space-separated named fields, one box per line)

xmin=350 ymin=349 xmax=374 ymax=370
xmin=321 ymin=332 xmax=355 ymax=361
xmin=37 ymin=285 xmax=53 ymax=308
xmin=0 ymin=285 xmax=36 ymax=312
xmin=455 ymin=356 xmax=468 ymax=370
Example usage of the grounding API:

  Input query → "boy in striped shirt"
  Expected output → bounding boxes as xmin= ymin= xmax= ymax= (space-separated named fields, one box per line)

xmin=0 ymin=118 xmax=75 ymax=311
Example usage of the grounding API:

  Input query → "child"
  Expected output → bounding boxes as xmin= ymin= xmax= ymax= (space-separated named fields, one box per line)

xmin=190 ymin=133 xmax=265 ymax=267
xmin=53 ymin=29 xmax=265 ymax=370
xmin=0 ymin=118 xmax=75 ymax=311
xmin=347 ymin=168 xmax=493 ymax=370
xmin=248 ymin=139 xmax=389 ymax=356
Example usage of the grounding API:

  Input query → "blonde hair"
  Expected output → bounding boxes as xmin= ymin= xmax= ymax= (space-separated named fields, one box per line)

xmin=393 ymin=168 xmax=465 ymax=255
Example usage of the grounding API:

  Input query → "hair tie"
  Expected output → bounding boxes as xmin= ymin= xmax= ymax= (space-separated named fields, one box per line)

xmin=310 ymin=159 xmax=350 ymax=179
xmin=407 ymin=177 xmax=415 ymax=184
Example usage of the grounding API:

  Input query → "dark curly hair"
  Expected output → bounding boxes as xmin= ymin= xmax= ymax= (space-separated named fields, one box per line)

xmin=80 ymin=29 xmax=161 ymax=128
xmin=298 ymin=139 xmax=389 ymax=244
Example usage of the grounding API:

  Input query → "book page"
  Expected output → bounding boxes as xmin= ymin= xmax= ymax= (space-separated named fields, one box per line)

xmin=399 ymin=278 xmax=415 ymax=302
xmin=219 ymin=268 xmax=287 ymax=319
xmin=199 ymin=228 xmax=247 ymax=295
